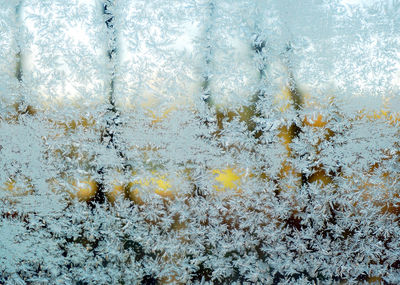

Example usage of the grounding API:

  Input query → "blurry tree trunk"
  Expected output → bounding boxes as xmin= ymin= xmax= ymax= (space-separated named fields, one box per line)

xmin=248 ymin=32 xmax=267 ymax=136
xmin=14 ymin=1 xmax=34 ymax=116
xmin=95 ymin=0 xmax=124 ymax=204
xmin=15 ymin=2 xmax=23 ymax=83
xmin=201 ymin=0 xmax=215 ymax=106
xmin=282 ymin=42 xmax=307 ymax=186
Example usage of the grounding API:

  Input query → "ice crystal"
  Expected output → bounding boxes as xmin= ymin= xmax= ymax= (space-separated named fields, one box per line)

xmin=1 ymin=0 xmax=399 ymax=284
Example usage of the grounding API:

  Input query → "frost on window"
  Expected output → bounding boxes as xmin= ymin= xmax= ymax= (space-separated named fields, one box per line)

xmin=1 ymin=0 xmax=400 ymax=284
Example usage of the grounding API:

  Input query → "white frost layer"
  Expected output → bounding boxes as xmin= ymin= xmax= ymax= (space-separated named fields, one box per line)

xmin=22 ymin=0 xmax=107 ymax=112
xmin=116 ymin=0 xmax=204 ymax=112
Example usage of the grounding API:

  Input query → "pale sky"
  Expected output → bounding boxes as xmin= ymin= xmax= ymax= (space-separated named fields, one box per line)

xmin=20 ymin=0 xmax=400 ymax=108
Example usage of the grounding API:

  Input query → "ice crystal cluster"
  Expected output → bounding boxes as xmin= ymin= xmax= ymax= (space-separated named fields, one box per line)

xmin=1 ymin=0 xmax=400 ymax=284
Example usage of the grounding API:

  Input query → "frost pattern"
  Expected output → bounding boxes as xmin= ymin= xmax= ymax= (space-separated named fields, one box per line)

xmin=1 ymin=0 xmax=400 ymax=284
